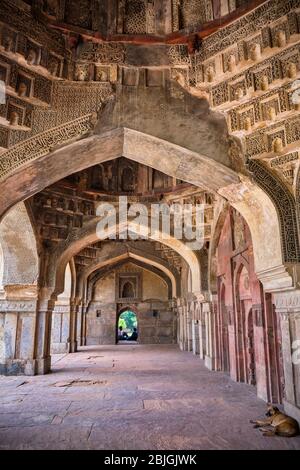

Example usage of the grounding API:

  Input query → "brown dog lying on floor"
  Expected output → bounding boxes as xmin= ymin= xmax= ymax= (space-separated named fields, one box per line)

xmin=250 ymin=405 xmax=300 ymax=437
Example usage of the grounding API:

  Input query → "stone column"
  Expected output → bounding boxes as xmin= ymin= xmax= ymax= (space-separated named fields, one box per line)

xmin=178 ymin=298 xmax=187 ymax=350
xmin=34 ymin=289 xmax=55 ymax=375
xmin=274 ymin=291 xmax=300 ymax=423
xmin=80 ymin=301 xmax=88 ymax=346
xmin=192 ymin=318 xmax=196 ymax=354
xmin=0 ymin=285 xmax=38 ymax=375
xmin=190 ymin=298 xmax=201 ymax=355
xmin=76 ymin=299 xmax=83 ymax=348
xmin=193 ymin=319 xmax=200 ymax=355
xmin=204 ymin=299 xmax=218 ymax=371
xmin=69 ymin=299 xmax=78 ymax=353
xmin=51 ymin=303 xmax=70 ymax=354
xmin=186 ymin=303 xmax=193 ymax=352
xmin=199 ymin=318 xmax=204 ymax=359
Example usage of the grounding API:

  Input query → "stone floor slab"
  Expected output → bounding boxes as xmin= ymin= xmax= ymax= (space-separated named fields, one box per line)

xmin=0 ymin=344 xmax=299 ymax=450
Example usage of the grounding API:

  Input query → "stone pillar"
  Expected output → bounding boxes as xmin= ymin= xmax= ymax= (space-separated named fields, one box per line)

xmin=180 ymin=303 xmax=184 ymax=349
xmin=81 ymin=302 xmax=88 ymax=346
xmin=192 ymin=319 xmax=196 ymax=354
xmin=199 ymin=318 xmax=204 ymax=359
xmin=69 ymin=299 xmax=78 ymax=353
xmin=0 ymin=285 xmax=38 ymax=375
xmin=274 ymin=291 xmax=300 ymax=424
xmin=34 ymin=289 xmax=55 ymax=375
xmin=186 ymin=303 xmax=193 ymax=352
xmin=192 ymin=319 xmax=200 ymax=355
xmin=184 ymin=312 xmax=188 ymax=350
xmin=190 ymin=298 xmax=201 ymax=355
xmin=175 ymin=298 xmax=180 ymax=347
xmin=177 ymin=297 xmax=186 ymax=351
xmin=76 ymin=299 xmax=83 ymax=348
xmin=51 ymin=303 xmax=70 ymax=354
xmin=204 ymin=300 xmax=218 ymax=371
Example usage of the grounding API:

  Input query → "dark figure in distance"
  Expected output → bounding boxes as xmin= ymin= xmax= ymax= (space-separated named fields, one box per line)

xmin=129 ymin=328 xmax=138 ymax=341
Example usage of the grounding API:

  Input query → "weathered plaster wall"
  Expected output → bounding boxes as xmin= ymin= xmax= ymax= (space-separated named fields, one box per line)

xmin=0 ymin=203 xmax=38 ymax=287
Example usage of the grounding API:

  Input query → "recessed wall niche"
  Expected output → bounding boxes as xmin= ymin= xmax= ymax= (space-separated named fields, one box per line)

xmin=116 ymin=272 xmax=142 ymax=302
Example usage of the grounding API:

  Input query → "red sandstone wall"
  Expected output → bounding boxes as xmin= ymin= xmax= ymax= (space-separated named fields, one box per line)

xmin=216 ymin=208 xmax=283 ymax=403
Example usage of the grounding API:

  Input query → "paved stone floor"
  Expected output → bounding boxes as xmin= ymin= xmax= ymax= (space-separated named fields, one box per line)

xmin=0 ymin=344 xmax=299 ymax=450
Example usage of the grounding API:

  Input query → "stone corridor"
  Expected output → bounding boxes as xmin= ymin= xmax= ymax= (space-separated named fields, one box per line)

xmin=0 ymin=345 xmax=299 ymax=450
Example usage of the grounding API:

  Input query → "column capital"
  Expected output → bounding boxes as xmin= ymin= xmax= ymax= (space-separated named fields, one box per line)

xmin=38 ymin=287 xmax=56 ymax=304
xmin=256 ymin=264 xmax=294 ymax=292
xmin=190 ymin=291 xmax=205 ymax=302
xmin=2 ymin=284 xmax=38 ymax=300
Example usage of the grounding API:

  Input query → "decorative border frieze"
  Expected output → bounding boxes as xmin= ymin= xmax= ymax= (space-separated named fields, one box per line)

xmin=194 ymin=0 xmax=300 ymax=62
xmin=274 ymin=291 xmax=300 ymax=310
xmin=0 ymin=300 xmax=36 ymax=312
xmin=0 ymin=114 xmax=94 ymax=181
xmin=248 ymin=159 xmax=300 ymax=263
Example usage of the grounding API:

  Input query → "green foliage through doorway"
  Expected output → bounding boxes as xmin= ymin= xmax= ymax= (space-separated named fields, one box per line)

xmin=118 ymin=310 xmax=137 ymax=336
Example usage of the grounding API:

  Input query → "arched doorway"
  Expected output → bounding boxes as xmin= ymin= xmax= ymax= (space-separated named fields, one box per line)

xmin=117 ymin=307 xmax=138 ymax=343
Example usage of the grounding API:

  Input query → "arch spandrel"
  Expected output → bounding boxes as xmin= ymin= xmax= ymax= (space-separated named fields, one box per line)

xmin=0 ymin=202 xmax=39 ymax=289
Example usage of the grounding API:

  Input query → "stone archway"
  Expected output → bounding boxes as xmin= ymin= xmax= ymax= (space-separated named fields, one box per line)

xmin=79 ymin=255 xmax=176 ymax=348
xmin=79 ymin=247 xmax=180 ymax=300
xmin=52 ymin=216 xmax=201 ymax=297
xmin=87 ymin=256 xmax=175 ymax=302
xmin=0 ymin=126 xmax=291 ymax=292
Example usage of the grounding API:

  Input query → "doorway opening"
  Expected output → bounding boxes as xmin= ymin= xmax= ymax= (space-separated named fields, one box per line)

xmin=117 ymin=308 xmax=138 ymax=344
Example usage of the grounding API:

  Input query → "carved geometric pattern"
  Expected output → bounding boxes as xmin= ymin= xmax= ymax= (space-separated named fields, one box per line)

xmin=269 ymin=17 xmax=290 ymax=46
xmin=192 ymin=0 xmax=298 ymax=62
xmin=296 ymin=165 xmax=300 ymax=238
xmin=248 ymin=159 xmax=300 ymax=263
xmin=270 ymin=151 xmax=299 ymax=168
xmin=124 ymin=0 xmax=147 ymax=34
xmin=245 ymin=115 xmax=300 ymax=157
xmin=146 ymin=1 xmax=156 ymax=34
xmin=167 ymin=45 xmax=191 ymax=65
xmin=0 ymin=115 xmax=94 ymax=181
xmin=0 ymin=4 xmax=65 ymax=56
xmin=266 ymin=128 xmax=286 ymax=152
xmin=179 ymin=0 xmax=209 ymax=29
xmin=243 ymin=33 xmax=264 ymax=61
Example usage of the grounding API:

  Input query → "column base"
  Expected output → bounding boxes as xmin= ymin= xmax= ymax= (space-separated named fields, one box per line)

xmin=0 ymin=359 xmax=36 ymax=376
xmin=283 ymin=400 xmax=300 ymax=426
xmin=51 ymin=342 xmax=69 ymax=354
xmin=35 ymin=356 xmax=51 ymax=375
xmin=205 ymin=355 xmax=217 ymax=371
xmin=69 ymin=340 xmax=78 ymax=353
